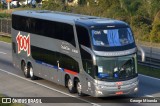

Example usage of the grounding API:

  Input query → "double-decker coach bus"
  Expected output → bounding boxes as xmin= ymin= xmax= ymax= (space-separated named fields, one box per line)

xmin=12 ymin=10 xmax=145 ymax=97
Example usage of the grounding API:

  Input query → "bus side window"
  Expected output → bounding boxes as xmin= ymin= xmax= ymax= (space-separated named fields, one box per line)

xmin=80 ymin=48 xmax=95 ymax=78
xmin=83 ymin=59 xmax=94 ymax=76
xmin=12 ymin=15 xmax=27 ymax=31
xmin=76 ymin=25 xmax=95 ymax=77
xmin=59 ymin=53 xmax=79 ymax=73
xmin=76 ymin=25 xmax=91 ymax=48
xmin=12 ymin=15 xmax=76 ymax=47
xmin=63 ymin=24 xmax=76 ymax=47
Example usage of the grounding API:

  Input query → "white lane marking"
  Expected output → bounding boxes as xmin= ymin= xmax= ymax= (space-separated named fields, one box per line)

xmin=145 ymin=95 xmax=160 ymax=101
xmin=0 ymin=68 xmax=101 ymax=106
xmin=0 ymin=41 xmax=11 ymax=44
xmin=0 ymin=52 xmax=7 ymax=54
xmin=145 ymin=95 xmax=154 ymax=97
xmin=139 ymin=74 xmax=160 ymax=81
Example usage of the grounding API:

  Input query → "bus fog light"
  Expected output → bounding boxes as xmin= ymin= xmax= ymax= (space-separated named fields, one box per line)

xmin=96 ymin=90 xmax=103 ymax=95
xmin=134 ymin=87 xmax=138 ymax=92
xmin=97 ymin=85 xmax=104 ymax=89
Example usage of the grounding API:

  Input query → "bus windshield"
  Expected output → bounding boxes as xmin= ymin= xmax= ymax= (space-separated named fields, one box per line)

xmin=91 ymin=28 xmax=134 ymax=47
xmin=96 ymin=55 xmax=137 ymax=81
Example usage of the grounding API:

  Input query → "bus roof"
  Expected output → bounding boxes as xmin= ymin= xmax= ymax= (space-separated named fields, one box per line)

xmin=12 ymin=10 xmax=129 ymax=27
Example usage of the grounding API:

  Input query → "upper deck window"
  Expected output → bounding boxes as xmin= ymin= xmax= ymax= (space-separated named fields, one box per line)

xmin=76 ymin=25 xmax=91 ymax=48
xmin=12 ymin=14 xmax=76 ymax=47
xmin=91 ymin=28 xmax=134 ymax=47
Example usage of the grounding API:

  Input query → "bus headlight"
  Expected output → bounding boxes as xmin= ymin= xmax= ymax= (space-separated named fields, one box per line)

xmin=134 ymin=87 xmax=138 ymax=92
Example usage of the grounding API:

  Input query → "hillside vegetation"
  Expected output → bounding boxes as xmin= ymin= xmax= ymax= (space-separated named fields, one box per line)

xmin=42 ymin=0 xmax=160 ymax=43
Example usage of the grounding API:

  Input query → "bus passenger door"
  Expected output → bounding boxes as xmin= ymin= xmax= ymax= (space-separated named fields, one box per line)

xmin=56 ymin=60 xmax=63 ymax=85
xmin=47 ymin=52 xmax=63 ymax=85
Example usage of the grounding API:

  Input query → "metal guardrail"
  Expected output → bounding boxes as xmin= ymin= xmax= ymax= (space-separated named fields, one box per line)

xmin=0 ymin=18 xmax=11 ymax=36
xmin=0 ymin=32 xmax=11 ymax=37
xmin=138 ymin=56 xmax=160 ymax=69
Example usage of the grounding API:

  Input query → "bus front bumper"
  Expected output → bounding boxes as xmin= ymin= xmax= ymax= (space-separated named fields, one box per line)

xmin=93 ymin=78 xmax=139 ymax=97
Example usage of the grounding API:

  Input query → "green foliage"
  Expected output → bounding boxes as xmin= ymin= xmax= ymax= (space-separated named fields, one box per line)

xmin=0 ymin=36 xmax=11 ymax=43
xmin=41 ymin=0 xmax=160 ymax=43
xmin=0 ymin=13 xmax=11 ymax=18
xmin=42 ymin=0 xmax=64 ymax=11
xmin=150 ymin=11 xmax=160 ymax=43
xmin=78 ymin=0 xmax=87 ymax=5
xmin=0 ymin=3 xmax=3 ymax=9
xmin=138 ymin=65 xmax=160 ymax=79
xmin=36 ymin=0 xmax=42 ymax=3
xmin=150 ymin=0 xmax=160 ymax=19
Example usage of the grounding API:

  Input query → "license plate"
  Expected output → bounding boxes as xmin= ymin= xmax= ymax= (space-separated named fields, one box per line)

xmin=115 ymin=91 xmax=123 ymax=95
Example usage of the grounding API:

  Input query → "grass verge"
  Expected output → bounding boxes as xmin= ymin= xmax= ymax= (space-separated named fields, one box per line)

xmin=138 ymin=65 xmax=160 ymax=79
xmin=0 ymin=36 xmax=11 ymax=43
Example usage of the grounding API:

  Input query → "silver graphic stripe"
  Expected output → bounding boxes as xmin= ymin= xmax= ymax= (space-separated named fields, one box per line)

xmin=94 ymin=48 xmax=137 ymax=57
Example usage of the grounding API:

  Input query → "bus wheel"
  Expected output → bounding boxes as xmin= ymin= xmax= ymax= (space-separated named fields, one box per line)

xmin=29 ymin=66 xmax=37 ymax=80
xmin=67 ymin=78 xmax=76 ymax=93
xmin=22 ymin=61 xmax=30 ymax=78
xmin=76 ymin=80 xmax=83 ymax=96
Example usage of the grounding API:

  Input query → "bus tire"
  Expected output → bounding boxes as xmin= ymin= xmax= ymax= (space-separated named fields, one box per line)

xmin=29 ymin=66 xmax=38 ymax=80
xmin=22 ymin=61 xmax=30 ymax=78
xmin=76 ymin=80 xmax=84 ymax=96
xmin=67 ymin=78 xmax=76 ymax=93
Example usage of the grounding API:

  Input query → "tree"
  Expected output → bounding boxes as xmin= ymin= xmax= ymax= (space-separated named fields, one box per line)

xmin=42 ymin=0 xmax=64 ymax=11
xmin=78 ymin=0 xmax=86 ymax=5
xmin=41 ymin=0 xmax=160 ymax=43
xmin=150 ymin=11 xmax=160 ymax=43
xmin=150 ymin=0 xmax=160 ymax=19
xmin=35 ymin=0 xmax=42 ymax=3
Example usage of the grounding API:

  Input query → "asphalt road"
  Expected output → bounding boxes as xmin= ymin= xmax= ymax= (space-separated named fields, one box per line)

xmin=0 ymin=41 xmax=160 ymax=106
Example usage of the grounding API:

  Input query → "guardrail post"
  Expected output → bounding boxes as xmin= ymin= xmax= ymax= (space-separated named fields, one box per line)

xmin=150 ymin=47 xmax=153 ymax=71
xmin=138 ymin=46 xmax=145 ymax=62
xmin=6 ymin=19 xmax=8 ymax=33
xmin=0 ymin=18 xmax=11 ymax=37
xmin=0 ymin=19 xmax=2 ymax=32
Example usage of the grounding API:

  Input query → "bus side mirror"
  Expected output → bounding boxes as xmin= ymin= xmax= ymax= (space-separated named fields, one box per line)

xmin=137 ymin=46 xmax=145 ymax=62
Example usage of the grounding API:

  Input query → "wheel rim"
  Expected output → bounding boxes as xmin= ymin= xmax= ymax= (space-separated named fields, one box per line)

xmin=68 ymin=79 xmax=73 ymax=91
xmin=77 ymin=82 xmax=82 ymax=94
xmin=24 ymin=65 xmax=28 ymax=75
xmin=30 ymin=67 xmax=33 ymax=77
